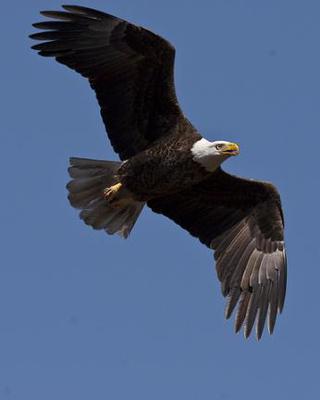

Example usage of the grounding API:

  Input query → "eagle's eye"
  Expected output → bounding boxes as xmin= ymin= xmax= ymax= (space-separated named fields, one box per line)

xmin=216 ymin=143 xmax=224 ymax=150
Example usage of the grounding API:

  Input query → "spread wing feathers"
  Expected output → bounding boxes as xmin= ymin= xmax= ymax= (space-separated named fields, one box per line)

xmin=148 ymin=169 xmax=286 ymax=339
xmin=30 ymin=5 xmax=183 ymax=160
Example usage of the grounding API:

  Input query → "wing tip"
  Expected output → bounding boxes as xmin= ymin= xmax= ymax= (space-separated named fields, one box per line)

xmin=61 ymin=5 xmax=84 ymax=13
xmin=39 ymin=10 xmax=56 ymax=17
xmin=256 ymin=327 xmax=263 ymax=341
xmin=62 ymin=4 xmax=114 ymax=20
xmin=224 ymin=285 xmax=284 ymax=340
xmin=267 ymin=322 xmax=275 ymax=335
xmin=243 ymin=328 xmax=251 ymax=339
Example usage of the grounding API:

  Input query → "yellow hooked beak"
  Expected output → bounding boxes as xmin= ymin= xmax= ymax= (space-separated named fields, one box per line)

xmin=221 ymin=142 xmax=240 ymax=156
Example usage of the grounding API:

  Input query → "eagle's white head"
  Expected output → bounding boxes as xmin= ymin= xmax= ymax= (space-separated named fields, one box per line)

xmin=191 ymin=138 xmax=240 ymax=172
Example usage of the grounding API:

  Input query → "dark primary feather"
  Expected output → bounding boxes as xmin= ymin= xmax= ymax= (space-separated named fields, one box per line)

xmin=30 ymin=5 xmax=183 ymax=160
xmin=148 ymin=169 xmax=286 ymax=339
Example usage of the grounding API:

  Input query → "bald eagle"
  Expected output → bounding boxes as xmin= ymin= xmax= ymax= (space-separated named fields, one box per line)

xmin=30 ymin=5 xmax=286 ymax=339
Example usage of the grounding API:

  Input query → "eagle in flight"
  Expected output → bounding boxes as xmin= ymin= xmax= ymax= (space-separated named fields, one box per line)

xmin=30 ymin=5 xmax=286 ymax=339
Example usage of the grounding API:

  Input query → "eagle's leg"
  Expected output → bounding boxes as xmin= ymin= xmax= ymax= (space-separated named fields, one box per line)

xmin=103 ymin=182 xmax=123 ymax=204
xmin=104 ymin=182 xmax=135 ymax=208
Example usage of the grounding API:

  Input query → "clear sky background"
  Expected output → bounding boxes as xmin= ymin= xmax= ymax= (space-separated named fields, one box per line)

xmin=1 ymin=0 xmax=319 ymax=399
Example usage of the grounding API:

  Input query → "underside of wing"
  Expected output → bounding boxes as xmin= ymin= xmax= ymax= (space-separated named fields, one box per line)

xmin=30 ymin=5 xmax=184 ymax=160
xmin=148 ymin=169 xmax=286 ymax=339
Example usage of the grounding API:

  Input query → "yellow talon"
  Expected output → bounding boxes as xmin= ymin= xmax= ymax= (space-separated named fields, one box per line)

xmin=103 ymin=182 xmax=122 ymax=203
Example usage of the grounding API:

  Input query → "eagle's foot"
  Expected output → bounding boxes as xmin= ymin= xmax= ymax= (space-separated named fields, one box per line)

xmin=103 ymin=182 xmax=123 ymax=206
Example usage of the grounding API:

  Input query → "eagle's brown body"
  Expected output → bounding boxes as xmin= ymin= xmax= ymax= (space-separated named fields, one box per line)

xmin=119 ymin=125 xmax=208 ymax=200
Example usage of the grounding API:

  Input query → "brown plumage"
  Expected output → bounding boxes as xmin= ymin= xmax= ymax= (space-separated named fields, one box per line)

xmin=30 ymin=5 xmax=287 ymax=339
xmin=30 ymin=5 xmax=181 ymax=160
xmin=148 ymin=170 xmax=286 ymax=339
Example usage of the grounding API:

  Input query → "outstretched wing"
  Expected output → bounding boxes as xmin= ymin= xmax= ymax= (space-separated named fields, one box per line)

xmin=30 ymin=5 xmax=183 ymax=160
xmin=148 ymin=169 xmax=286 ymax=339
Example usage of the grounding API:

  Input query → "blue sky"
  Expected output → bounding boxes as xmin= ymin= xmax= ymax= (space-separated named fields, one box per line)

xmin=2 ymin=0 xmax=320 ymax=399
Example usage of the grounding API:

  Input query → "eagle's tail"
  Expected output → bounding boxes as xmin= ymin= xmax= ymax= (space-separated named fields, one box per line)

xmin=66 ymin=157 xmax=144 ymax=238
